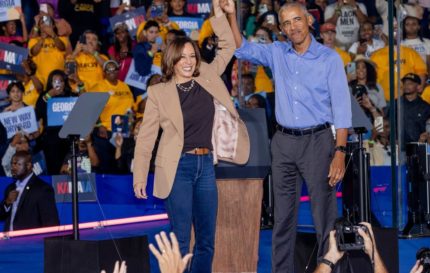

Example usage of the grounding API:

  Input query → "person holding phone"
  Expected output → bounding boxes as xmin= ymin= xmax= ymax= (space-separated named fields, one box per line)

xmin=35 ymin=70 xmax=76 ymax=174
xmin=71 ymin=30 xmax=108 ymax=91
xmin=28 ymin=14 xmax=67 ymax=87
xmin=31 ymin=3 xmax=72 ymax=39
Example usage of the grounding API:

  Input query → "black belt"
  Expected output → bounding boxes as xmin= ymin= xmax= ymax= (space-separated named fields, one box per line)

xmin=276 ymin=122 xmax=331 ymax=136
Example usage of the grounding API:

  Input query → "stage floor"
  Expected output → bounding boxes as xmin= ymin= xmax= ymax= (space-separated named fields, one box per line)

xmin=0 ymin=219 xmax=428 ymax=273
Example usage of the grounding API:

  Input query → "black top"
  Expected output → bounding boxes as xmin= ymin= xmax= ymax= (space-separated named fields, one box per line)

xmin=177 ymin=80 xmax=214 ymax=153
xmin=395 ymin=96 xmax=430 ymax=143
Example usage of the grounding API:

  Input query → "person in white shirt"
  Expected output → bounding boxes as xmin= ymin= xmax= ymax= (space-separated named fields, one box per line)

xmin=324 ymin=0 xmax=368 ymax=50
xmin=401 ymin=15 xmax=430 ymax=75
xmin=348 ymin=21 xmax=385 ymax=59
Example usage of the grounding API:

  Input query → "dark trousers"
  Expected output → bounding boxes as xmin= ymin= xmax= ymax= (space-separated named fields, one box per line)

xmin=164 ymin=153 xmax=218 ymax=273
xmin=271 ymin=128 xmax=338 ymax=273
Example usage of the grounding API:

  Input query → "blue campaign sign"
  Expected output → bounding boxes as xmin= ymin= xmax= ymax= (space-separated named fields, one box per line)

xmin=0 ymin=42 xmax=28 ymax=73
xmin=109 ymin=6 xmax=146 ymax=38
xmin=170 ymin=17 xmax=204 ymax=37
xmin=47 ymin=97 xmax=78 ymax=127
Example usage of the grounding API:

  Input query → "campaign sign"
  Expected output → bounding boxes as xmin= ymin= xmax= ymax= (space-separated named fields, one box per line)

xmin=47 ymin=97 xmax=78 ymax=127
xmin=170 ymin=17 xmax=203 ymax=37
xmin=111 ymin=114 xmax=129 ymax=136
xmin=52 ymin=173 xmax=97 ymax=202
xmin=0 ymin=106 xmax=38 ymax=138
xmin=109 ymin=6 xmax=146 ymax=38
xmin=125 ymin=59 xmax=161 ymax=91
xmin=0 ymin=0 xmax=20 ymax=23
xmin=186 ymin=0 xmax=211 ymax=17
xmin=0 ymin=74 xmax=16 ymax=108
xmin=0 ymin=42 xmax=27 ymax=73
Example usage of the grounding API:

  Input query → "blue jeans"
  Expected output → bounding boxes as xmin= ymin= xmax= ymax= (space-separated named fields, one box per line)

xmin=164 ymin=153 xmax=218 ymax=273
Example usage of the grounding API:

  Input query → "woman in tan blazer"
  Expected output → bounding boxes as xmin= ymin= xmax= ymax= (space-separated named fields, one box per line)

xmin=133 ymin=0 xmax=250 ymax=271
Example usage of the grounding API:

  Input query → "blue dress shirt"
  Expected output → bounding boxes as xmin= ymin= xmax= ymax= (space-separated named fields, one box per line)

xmin=235 ymin=36 xmax=352 ymax=129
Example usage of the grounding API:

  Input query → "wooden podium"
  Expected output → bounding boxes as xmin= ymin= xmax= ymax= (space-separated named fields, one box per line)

xmin=212 ymin=178 xmax=263 ymax=273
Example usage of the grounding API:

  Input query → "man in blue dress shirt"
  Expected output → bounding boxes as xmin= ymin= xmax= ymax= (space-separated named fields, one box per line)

xmin=221 ymin=1 xmax=352 ymax=272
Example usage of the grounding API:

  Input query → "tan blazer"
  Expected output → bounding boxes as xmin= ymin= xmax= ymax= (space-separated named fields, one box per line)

xmin=133 ymin=15 xmax=250 ymax=199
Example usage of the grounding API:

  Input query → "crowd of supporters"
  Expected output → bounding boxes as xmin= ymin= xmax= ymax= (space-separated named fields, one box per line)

xmin=0 ymin=0 xmax=429 ymax=176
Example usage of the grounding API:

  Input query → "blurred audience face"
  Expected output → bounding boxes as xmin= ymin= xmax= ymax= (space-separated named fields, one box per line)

xmin=356 ymin=61 xmax=367 ymax=82
xmin=170 ymin=0 xmax=186 ymax=14
xmin=11 ymin=154 xmax=32 ymax=180
xmin=279 ymin=5 xmax=312 ymax=46
xmin=145 ymin=26 xmax=160 ymax=43
xmin=359 ymin=22 xmax=374 ymax=42
xmin=104 ymin=62 xmax=120 ymax=82
xmin=85 ymin=32 xmax=99 ymax=51
xmin=14 ymin=134 xmax=30 ymax=152
xmin=8 ymin=85 xmax=24 ymax=103
xmin=255 ymin=28 xmax=271 ymax=43
xmin=51 ymin=74 xmax=66 ymax=95
xmin=404 ymin=17 xmax=420 ymax=37
xmin=258 ymin=0 xmax=273 ymax=16
xmin=3 ymin=21 xmax=17 ymax=36
xmin=241 ymin=76 xmax=255 ymax=96
xmin=246 ymin=96 xmax=260 ymax=109
xmin=173 ymin=42 xmax=196 ymax=82
xmin=321 ymin=30 xmax=336 ymax=48
xmin=403 ymin=79 xmax=419 ymax=95
xmin=114 ymin=28 xmax=129 ymax=43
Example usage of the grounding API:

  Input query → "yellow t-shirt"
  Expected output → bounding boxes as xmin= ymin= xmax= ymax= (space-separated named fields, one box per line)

xmin=421 ymin=85 xmax=430 ymax=105
xmin=23 ymin=80 xmax=40 ymax=107
xmin=335 ymin=47 xmax=352 ymax=67
xmin=75 ymin=53 xmax=108 ymax=92
xmin=28 ymin=37 xmax=68 ymax=87
xmin=255 ymin=66 xmax=273 ymax=93
xmin=371 ymin=46 xmax=427 ymax=100
xmin=93 ymin=79 xmax=134 ymax=131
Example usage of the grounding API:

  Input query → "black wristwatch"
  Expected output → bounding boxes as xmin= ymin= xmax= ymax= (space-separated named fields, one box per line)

xmin=334 ymin=145 xmax=347 ymax=154
xmin=320 ymin=258 xmax=335 ymax=270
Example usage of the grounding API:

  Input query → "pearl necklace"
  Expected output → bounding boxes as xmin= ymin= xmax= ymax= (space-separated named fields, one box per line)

xmin=176 ymin=79 xmax=195 ymax=92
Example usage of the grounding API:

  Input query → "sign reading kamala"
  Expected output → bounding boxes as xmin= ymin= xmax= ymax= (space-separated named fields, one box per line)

xmin=47 ymin=97 xmax=78 ymax=127
xmin=109 ymin=6 xmax=146 ymax=38
xmin=52 ymin=173 xmax=97 ymax=202
xmin=0 ymin=106 xmax=38 ymax=139
xmin=0 ymin=0 xmax=20 ymax=23
xmin=170 ymin=17 xmax=203 ymax=37
xmin=186 ymin=0 xmax=211 ymax=17
xmin=0 ymin=42 xmax=28 ymax=73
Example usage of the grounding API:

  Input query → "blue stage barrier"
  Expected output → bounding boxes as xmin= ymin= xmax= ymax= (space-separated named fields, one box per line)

xmin=0 ymin=166 xmax=407 ymax=231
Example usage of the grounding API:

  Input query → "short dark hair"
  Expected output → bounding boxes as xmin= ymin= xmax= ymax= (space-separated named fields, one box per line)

xmin=167 ymin=29 xmax=187 ymax=37
xmin=161 ymin=36 xmax=201 ymax=82
xmin=144 ymin=20 xmax=160 ymax=31
xmin=12 ymin=150 xmax=32 ymax=164
xmin=6 ymin=81 xmax=25 ymax=95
